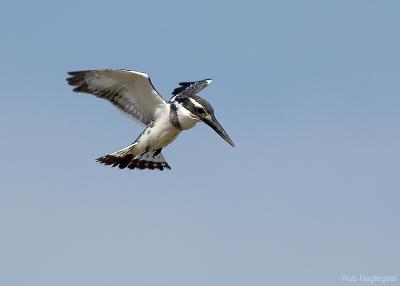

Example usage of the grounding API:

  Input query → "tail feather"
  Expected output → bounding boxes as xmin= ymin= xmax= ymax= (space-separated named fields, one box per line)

xmin=96 ymin=147 xmax=171 ymax=170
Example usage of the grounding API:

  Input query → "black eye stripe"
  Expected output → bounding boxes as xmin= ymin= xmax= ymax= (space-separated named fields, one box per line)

xmin=179 ymin=96 xmax=214 ymax=115
xmin=197 ymin=107 xmax=205 ymax=114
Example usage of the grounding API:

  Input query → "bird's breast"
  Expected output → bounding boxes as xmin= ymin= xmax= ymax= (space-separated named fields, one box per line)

xmin=135 ymin=118 xmax=182 ymax=152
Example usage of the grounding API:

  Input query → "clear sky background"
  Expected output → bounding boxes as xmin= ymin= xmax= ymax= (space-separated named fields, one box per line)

xmin=0 ymin=0 xmax=399 ymax=285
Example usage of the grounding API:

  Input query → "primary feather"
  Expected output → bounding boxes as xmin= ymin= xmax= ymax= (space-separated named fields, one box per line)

xmin=66 ymin=69 xmax=168 ymax=125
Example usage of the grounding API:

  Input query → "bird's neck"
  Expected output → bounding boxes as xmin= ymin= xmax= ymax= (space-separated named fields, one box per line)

xmin=169 ymin=102 xmax=199 ymax=130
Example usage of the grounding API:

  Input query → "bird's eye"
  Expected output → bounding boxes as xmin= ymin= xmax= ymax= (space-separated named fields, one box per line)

xmin=197 ymin=107 xmax=205 ymax=114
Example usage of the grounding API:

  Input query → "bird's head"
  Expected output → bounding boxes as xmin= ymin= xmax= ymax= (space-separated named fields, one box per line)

xmin=182 ymin=95 xmax=235 ymax=147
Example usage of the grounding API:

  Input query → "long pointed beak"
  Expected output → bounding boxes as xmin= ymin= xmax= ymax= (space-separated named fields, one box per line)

xmin=204 ymin=116 xmax=235 ymax=147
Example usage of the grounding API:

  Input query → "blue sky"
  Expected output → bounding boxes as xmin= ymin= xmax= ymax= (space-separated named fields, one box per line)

xmin=0 ymin=0 xmax=399 ymax=285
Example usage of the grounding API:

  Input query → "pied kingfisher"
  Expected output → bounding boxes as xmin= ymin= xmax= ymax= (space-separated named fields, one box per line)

xmin=66 ymin=69 xmax=235 ymax=170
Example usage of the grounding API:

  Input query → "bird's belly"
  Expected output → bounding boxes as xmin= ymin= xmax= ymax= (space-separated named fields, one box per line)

xmin=152 ymin=127 xmax=181 ymax=149
xmin=134 ymin=122 xmax=181 ymax=153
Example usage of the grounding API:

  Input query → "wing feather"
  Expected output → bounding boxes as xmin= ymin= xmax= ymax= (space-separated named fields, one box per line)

xmin=170 ymin=79 xmax=213 ymax=100
xmin=66 ymin=69 xmax=167 ymax=125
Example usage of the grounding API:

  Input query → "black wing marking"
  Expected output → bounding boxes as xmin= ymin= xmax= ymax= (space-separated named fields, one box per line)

xmin=66 ymin=69 xmax=167 ymax=125
xmin=172 ymin=81 xmax=197 ymax=96
xmin=170 ymin=79 xmax=213 ymax=99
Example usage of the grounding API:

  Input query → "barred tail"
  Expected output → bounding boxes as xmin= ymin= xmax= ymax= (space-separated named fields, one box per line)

xmin=96 ymin=146 xmax=171 ymax=170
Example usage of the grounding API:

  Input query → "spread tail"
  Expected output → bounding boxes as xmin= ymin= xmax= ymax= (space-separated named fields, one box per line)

xmin=96 ymin=145 xmax=171 ymax=170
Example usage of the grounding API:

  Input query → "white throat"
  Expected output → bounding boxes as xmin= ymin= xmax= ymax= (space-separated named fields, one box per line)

xmin=175 ymin=103 xmax=200 ymax=130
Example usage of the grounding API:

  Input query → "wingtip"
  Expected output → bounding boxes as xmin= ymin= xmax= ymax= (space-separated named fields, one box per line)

xmin=67 ymin=70 xmax=84 ymax=76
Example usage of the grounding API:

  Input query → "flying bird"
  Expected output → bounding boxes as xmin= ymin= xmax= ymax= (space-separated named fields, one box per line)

xmin=66 ymin=69 xmax=234 ymax=170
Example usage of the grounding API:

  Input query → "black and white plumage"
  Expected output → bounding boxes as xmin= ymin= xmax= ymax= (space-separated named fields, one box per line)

xmin=66 ymin=69 xmax=234 ymax=171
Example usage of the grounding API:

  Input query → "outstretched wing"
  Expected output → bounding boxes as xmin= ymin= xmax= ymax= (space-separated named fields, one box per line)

xmin=170 ymin=79 xmax=213 ymax=100
xmin=66 ymin=69 xmax=168 ymax=125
